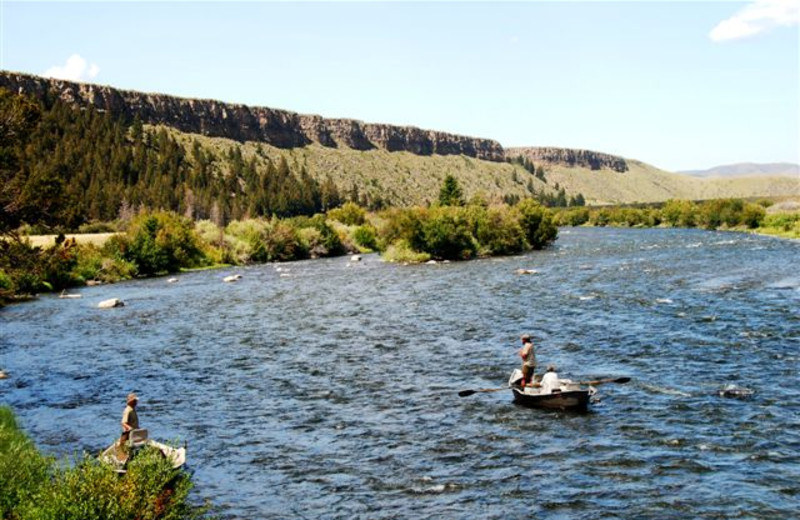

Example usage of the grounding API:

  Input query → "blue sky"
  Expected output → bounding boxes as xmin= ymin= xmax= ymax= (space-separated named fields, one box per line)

xmin=1 ymin=1 xmax=798 ymax=171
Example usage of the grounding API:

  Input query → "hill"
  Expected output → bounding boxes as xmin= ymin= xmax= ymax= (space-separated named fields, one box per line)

xmin=506 ymin=148 xmax=800 ymax=205
xmin=1 ymin=70 xmax=798 ymax=225
xmin=681 ymin=162 xmax=800 ymax=178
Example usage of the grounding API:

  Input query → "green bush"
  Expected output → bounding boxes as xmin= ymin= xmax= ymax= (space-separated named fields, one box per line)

xmin=661 ymin=199 xmax=696 ymax=227
xmin=376 ymin=208 xmax=424 ymax=251
xmin=117 ymin=212 xmax=207 ymax=275
xmin=555 ymin=208 xmax=590 ymax=227
xmin=41 ymin=237 xmax=81 ymax=290
xmin=515 ymin=199 xmax=558 ymax=249
xmin=381 ymin=239 xmax=431 ymax=263
xmin=1 ymin=407 xmax=207 ymax=520
xmin=353 ymin=224 xmax=378 ymax=252
xmin=263 ymin=219 xmax=307 ymax=261
xmin=16 ymin=448 xmax=202 ymax=520
xmin=77 ymin=221 xmax=117 ymax=234
xmin=419 ymin=207 xmax=477 ymax=260
xmin=0 ymin=407 xmax=52 ymax=517
xmin=475 ymin=207 xmax=526 ymax=256
xmin=741 ymin=203 xmax=766 ymax=229
xmin=72 ymin=245 xmax=136 ymax=283
xmin=293 ymin=214 xmax=344 ymax=257
xmin=327 ymin=202 xmax=366 ymax=226
xmin=0 ymin=269 xmax=14 ymax=298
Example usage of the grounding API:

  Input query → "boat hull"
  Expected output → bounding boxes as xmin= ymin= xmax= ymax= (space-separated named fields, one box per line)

xmin=100 ymin=440 xmax=186 ymax=473
xmin=511 ymin=387 xmax=591 ymax=411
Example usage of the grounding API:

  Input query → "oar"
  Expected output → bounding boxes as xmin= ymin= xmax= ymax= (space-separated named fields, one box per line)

xmin=458 ymin=386 xmax=508 ymax=397
xmin=576 ymin=376 xmax=631 ymax=386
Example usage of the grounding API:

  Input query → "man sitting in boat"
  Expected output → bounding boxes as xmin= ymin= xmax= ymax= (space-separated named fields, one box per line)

xmin=540 ymin=365 xmax=561 ymax=394
xmin=518 ymin=334 xmax=537 ymax=387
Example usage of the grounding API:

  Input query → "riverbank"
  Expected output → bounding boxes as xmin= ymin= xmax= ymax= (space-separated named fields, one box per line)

xmin=552 ymin=197 xmax=800 ymax=240
xmin=0 ymin=406 xmax=208 ymax=520
xmin=1 ymin=201 xmax=558 ymax=305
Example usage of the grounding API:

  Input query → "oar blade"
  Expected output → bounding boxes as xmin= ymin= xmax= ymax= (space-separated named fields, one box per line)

xmin=458 ymin=389 xmax=478 ymax=397
xmin=615 ymin=377 xmax=631 ymax=384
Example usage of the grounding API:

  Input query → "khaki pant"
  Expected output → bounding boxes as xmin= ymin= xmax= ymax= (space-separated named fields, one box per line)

xmin=522 ymin=364 xmax=536 ymax=385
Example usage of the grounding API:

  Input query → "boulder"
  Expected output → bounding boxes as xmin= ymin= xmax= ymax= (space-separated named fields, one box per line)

xmin=98 ymin=298 xmax=124 ymax=308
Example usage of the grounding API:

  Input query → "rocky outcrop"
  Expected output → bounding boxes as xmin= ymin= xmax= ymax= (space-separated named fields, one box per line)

xmin=0 ymin=71 xmax=505 ymax=162
xmin=506 ymin=146 xmax=628 ymax=173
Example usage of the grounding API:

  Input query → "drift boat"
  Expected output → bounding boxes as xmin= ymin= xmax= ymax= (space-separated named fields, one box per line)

xmin=508 ymin=369 xmax=596 ymax=412
xmin=100 ymin=429 xmax=186 ymax=474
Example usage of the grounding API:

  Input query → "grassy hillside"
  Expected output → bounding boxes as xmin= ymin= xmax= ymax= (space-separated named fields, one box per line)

xmin=167 ymin=127 xmax=800 ymax=207
xmin=164 ymin=127 xmax=551 ymax=206
xmin=542 ymin=159 xmax=800 ymax=205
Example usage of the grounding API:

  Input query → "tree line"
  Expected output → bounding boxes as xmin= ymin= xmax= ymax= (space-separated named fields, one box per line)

xmin=0 ymin=88 xmax=344 ymax=234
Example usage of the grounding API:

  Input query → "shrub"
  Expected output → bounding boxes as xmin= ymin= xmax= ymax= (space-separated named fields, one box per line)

xmin=41 ymin=237 xmax=81 ymax=290
xmin=741 ymin=203 xmax=766 ymax=229
xmin=195 ymin=220 xmax=223 ymax=247
xmin=475 ymin=207 xmax=526 ymax=256
xmin=515 ymin=199 xmax=558 ymax=249
xmin=121 ymin=212 xmax=207 ymax=275
xmin=376 ymin=208 xmax=424 ymax=251
xmin=353 ymin=224 xmax=378 ymax=252
xmin=263 ymin=219 xmax=307 ymax=261
xmin=327 ymin=202 xmax=366 ymax=226
xmin=661 ymin=199 xmax=696 ymax=227
xmin=16 ymin=448 xmax=203 ymax=520
xmin=2 ymin=407 xmax=207 ymax=520
xmin=0 ymin=271 xmax=10 ymax=306
xmin=419 ymin=207 xmax=477 ymax=260
xmin=293 ymin=214 xmax=344 ymax=257
xmin=0 ymin=407 xmax=52 ymax=517
xmin=555 ymin=208 xmax=590 ymax=227
xmin=381 ymin=240 xmax=431 ymax=263
xmin=77 ymin=221 xmax=117 ymax=234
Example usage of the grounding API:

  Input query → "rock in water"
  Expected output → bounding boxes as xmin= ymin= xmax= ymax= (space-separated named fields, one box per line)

xmin=98 ymin=298 xmax=124 ymax=309
xmin=718 ymin=384 xmax=755 ymax=399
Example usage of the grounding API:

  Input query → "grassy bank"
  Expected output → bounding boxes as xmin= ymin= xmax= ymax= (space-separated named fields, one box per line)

xmin=0 ymin=406 xmax=208 ymax=520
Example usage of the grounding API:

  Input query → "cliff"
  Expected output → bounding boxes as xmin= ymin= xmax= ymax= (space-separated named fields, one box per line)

xmin=0 ymin=71 xmax=505 ymax=162
xmin=506 ymin=146 xmax=629 ymax=173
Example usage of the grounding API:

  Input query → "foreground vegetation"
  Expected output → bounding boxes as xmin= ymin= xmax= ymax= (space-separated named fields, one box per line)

xmin=0 ymin=407 xmax=207 ymax=520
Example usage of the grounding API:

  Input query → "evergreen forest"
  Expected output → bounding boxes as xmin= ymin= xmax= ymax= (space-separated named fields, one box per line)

xmin=1 ymin=88 xmax=343 ymax=233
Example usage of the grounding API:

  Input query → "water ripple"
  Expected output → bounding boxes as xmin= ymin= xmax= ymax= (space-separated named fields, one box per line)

xmin=1 ymin=228 xmax=798 ymax=519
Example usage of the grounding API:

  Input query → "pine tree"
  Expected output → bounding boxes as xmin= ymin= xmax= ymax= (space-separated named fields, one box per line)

xmin=438 ymin=174 xmax=464 ymax=207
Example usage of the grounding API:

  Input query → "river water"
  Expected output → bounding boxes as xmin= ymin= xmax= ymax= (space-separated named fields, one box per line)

xmin=1 ymin=228 xmax=799 ymax=519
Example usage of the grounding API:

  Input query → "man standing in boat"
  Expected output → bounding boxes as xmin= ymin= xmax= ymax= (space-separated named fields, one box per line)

xmin=120 ymin=392 xmax=139 ymax=445
xmin=518 ymin=334 xmax=537 ymax=387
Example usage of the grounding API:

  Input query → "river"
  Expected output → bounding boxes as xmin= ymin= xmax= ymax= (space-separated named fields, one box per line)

xmin=1 ymin=227 xmax=798 ymax=519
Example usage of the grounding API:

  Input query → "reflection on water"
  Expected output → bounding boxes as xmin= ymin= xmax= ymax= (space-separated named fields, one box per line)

xmin=2 ymin=228 xmax=799 ymax=519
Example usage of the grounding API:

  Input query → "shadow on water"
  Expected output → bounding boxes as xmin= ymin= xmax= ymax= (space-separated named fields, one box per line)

xmin=1 ymin=228 xmax=799 ymax=519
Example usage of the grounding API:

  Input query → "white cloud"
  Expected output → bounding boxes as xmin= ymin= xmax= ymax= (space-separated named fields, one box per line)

xmin=710 ymin=0 xmax=799 ymax=42
xmin=43 ymin=54 xmax=101 ymax=81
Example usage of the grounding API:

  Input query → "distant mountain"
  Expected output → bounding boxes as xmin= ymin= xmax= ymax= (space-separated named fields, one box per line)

xmin=681 ymin=163 xmax=800 ymax=178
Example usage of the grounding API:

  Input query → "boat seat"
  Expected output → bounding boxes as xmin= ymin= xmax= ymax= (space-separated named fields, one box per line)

xmin=127 ymin=428 xmax=149 ymax=448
